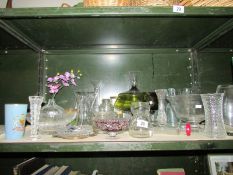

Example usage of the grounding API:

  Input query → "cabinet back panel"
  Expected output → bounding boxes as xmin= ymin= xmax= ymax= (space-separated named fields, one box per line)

xmin=199 ymin=52 xmax=233 ymax=93
xmin=45 ymin=52 xmax=191 ymax=108
xmin=0 ymin=51 xmax=38 ymax=124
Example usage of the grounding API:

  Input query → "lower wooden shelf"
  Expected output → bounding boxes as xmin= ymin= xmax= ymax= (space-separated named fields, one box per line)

xmin=0 ymin=126 xmax=233 ymax=152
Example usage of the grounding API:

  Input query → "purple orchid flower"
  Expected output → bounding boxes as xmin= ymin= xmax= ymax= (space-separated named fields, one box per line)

xmin=64 ymin=72 xmax=71 ymax=78
xmin=47 ymin=70 xmax=81 ymax=97
xmin=62 ymin=80 xmax=69 ymax=87
xmin=48 ymin=84 xmax=60 ymax=94
xmin=47 ymin=77 xmax=54 ymax=82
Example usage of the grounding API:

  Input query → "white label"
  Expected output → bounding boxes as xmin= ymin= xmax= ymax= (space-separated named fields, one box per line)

xmin=195 ymin=105 xmax=202 ymax=109
xmin=173 ymin=5 xmax=184 ymax=13
xmin=137 ymin=119 xmax=148 ymax=128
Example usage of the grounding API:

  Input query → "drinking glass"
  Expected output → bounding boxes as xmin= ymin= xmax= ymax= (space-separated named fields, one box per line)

xmin=4 ymin=104 xmax=27 ymax=140
xmin=29 ymin=96 xmax=44 ymax=140
xmin=201 ymin=93 xmax=227 ymax=138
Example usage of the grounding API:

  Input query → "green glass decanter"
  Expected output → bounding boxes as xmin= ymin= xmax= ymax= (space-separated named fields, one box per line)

xmin=114 ymin=71 xmax=151 ymax=113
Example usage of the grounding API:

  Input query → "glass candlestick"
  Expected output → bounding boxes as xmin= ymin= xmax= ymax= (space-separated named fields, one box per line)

xmin=29 ymin=96 xmax=44 ymax=140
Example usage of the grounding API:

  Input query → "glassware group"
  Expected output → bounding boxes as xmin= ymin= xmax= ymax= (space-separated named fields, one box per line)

xmin=26 ymin=75 xmax=229 ymax=140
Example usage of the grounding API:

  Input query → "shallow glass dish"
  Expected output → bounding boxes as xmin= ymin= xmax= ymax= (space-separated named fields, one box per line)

xmin=53 ymin=125 xmax=95 ymax=139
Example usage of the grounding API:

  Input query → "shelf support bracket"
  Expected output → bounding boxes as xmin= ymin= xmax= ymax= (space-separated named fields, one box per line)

xmin=190 ymin=49 xmax=200 ymax=93
xmin=0 ymin=19 xmax=43 ymax=53
xmin=193 ymin=18 xmax=233 ymax=51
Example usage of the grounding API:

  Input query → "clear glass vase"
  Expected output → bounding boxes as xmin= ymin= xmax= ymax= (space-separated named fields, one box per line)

xmin=39 ymin=98 xmax=65 ymax=135
xmin=216 ymin=84 xmax=233 ymax=135
xmin=29 ymin=96 xmax=44 ymax=140
xmin=129 ymin=102 xmax=153 ymax=138
xmin=201 ymin=93 xmax=227 ymax=138
xmin=165 ymin=88 xmax=178 ymax=128
xmin=69 ymin=92 xmax=95 ymax=137
xmin=155 ymin=89 xmax=168 ymax=127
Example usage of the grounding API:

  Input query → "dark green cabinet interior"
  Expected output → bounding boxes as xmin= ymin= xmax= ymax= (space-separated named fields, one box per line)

xmin=0 ymin=6 xmax=233 ymax=175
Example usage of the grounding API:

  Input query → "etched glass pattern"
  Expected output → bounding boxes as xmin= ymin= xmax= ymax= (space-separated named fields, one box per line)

xmin=29 ymin=96 xmax=44 ymax=140
xmin=201 ymin=93 xmax=227 ymax=138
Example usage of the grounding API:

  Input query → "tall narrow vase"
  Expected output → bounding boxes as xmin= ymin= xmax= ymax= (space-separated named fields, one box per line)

xmin=29 ymin=96 xmax=44 ymax=140
xmin=155 ymin=89 xmax=168 ymax=127
xmin=201 ymin=93 xmax=227 ymax=138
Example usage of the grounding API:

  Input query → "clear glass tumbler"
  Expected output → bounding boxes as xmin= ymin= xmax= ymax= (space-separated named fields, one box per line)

xmin=29 ymin=96 xmax=44 ymax=140
xmin=201 ymin=93 xmax=227 ymax=138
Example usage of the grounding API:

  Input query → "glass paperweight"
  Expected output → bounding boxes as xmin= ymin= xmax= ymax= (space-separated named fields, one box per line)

xmin=114 ymin=71 xmax=151 ymax=114
xmin=129 ymin=102 xmax=153 ymax=138
xmin=39 ymin=98 xmax=69 ymax=135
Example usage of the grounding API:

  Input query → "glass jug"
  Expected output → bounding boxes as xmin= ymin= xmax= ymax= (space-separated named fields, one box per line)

xmin=71 ymin=92 xmax=95 ymax=136
xmin=216 ymin=84 xmax=233 ymax=135
xmin=129 ymin=102 xmax=153 ymax=138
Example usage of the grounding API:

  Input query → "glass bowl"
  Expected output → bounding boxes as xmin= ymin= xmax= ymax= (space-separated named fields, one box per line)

xmin=37 ymin=108 xmax=76 ymax=135
xmin=94 ymin=117 xmax=129 ymax=137
xmin=167 ymin=94 xmax=205 ymax=130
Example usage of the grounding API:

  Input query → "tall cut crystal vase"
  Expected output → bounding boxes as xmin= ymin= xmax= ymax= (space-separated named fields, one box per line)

xmin=201 ymin=93 xmax=227 ymax=138
xmin=29 ymin=96 xmax=44 ymax=140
